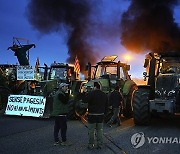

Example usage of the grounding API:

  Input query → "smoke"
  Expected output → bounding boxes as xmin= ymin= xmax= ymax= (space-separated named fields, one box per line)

xmin=120 ymin=0 xmax=180 ymax=53
xmin=26 ymin=0 xmax=97 ymax=70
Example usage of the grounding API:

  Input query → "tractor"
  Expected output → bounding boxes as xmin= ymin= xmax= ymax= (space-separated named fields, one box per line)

xmin=133 ymin=52 xmax=180 ymax=125
xmin=74 ymin=55 xmax=137 ymax=121
xmin=32 ymin=62 xmax=85 ymax=118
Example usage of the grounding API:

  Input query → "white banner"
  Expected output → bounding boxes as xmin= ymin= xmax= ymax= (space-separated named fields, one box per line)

xmin=5 ymin=95 xmax=46 ymax=117
xmin=17 ymin=66 xmax=35 ymax=80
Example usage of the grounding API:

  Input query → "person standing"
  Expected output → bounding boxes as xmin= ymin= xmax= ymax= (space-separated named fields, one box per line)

xmin=86 ymin=82 xmax=108 ymax=149
xmin=51 ymin=83 xmax=70 ymax=146
xmin=107 ymin=86 xmax=123 ymax=127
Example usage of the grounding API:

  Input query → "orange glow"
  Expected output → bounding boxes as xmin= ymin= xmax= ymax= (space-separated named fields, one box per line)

xmin=132 ymin=78 xmax=147 ymax=85
xmin=123 ymin=54 xmax=133 ymax=63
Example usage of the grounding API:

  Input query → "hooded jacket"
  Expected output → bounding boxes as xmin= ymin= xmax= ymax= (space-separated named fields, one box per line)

xmin=109 ymin=90 xmax=123 ymax=108
xmin=87 ymin=89 xmax=108 ymax=114
xmin=51 ymin=89 xmax=69 ymax=116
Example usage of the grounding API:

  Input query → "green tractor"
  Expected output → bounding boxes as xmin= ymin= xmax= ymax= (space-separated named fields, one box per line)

xmin=32 ymin=62 xmax=85 ymax=118
xmin=74 ymin=55 xmax=137 ymax=120
xmin=133 ymin=52 xmax=180 ymax=125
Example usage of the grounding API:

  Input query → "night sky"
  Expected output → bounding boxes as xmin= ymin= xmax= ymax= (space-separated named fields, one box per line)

xmin=0 ymin=0 xmax=180 ymax=78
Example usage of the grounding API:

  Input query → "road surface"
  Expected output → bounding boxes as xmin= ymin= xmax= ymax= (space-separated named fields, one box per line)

xmin=0 ymin=115 xmax=180 ymax=154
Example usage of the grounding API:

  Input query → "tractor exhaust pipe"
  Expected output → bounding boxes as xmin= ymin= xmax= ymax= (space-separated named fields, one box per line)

xmin=148 ymin=53 xmax=156 ymax=100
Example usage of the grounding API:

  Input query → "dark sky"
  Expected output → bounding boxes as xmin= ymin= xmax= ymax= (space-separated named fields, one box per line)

xmin=0 ymin=0 xmax=180 ymax=78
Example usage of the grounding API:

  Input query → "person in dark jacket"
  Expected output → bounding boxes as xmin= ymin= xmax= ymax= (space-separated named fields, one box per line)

xmin=107 ymin=86 xmax=123 ymax=127
xmin=86 ymin=82 xmax=108 ymax=149
xmin=52 ymin=83 xmax=70 ymax=146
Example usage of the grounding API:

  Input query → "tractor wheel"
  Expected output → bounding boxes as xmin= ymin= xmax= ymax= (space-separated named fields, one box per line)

xmin=133 ymin=89 xmax=151 ymax=125
xmin=123 ymin=85 xmax=137 ymax=118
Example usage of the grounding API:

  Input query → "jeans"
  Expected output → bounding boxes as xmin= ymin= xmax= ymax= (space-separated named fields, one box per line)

xmin=107 ymin=107 xmax=121 ymax=125
xmin=88 ymin=123 xmax=103 ymax=146
xmin=54 ymin=116 xmax=67 ymax=142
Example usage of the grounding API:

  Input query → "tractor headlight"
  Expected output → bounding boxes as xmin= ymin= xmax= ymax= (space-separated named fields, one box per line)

xmin=155 ymin=90 xmax=161 ymax=98
xmin=167 ymin=90 xmax=175 ymax=97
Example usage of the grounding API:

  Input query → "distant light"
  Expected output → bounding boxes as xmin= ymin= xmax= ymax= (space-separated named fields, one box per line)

xmin=124 ymin=54 xmax=133 ymax=63
xmin=80 ymin=73 xmax=85 ymax=80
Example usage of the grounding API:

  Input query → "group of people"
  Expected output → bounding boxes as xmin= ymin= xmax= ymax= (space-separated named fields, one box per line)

xmin=51 ymin=82 xmax=123 ymax=150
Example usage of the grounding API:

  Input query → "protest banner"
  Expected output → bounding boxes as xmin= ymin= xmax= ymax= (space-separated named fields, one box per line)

xmin=5 ymin=95 xmax=46 ymax=117
xmin=17 ymin=66 xmax=35 ymax=80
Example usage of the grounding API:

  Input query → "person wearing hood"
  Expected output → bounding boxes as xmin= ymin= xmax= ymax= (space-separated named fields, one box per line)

xmin=107 ymin=86 xmax=123 ymax=127
xmin=51 ymin=83 xmax=70 ymax=146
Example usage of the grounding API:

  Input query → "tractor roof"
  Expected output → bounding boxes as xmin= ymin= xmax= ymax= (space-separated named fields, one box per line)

xmin=159 ymin=51 xmax=180 ymax=63
xmin=97 ymin=55 xmax=118 ymax=65
xmin=101 ymin=55 xmax=118 ymax=62
xmin=50 ymin=63 xmax=74 ymax=68
xmin=97 ymin=61 xmax=118 ymax=66
xmin=96 ymin=55 xmax=130 ymax=69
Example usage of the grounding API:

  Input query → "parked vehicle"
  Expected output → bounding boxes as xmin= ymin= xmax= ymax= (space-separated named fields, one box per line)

xmin=74 ymin=55 xmax=137 ymax=121
xmin=133 ymin=52 xmax=180 ymax=125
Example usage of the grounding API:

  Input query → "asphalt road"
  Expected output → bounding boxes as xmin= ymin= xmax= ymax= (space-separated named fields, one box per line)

xmin=0 ymin=115 xmax=180 ymax=154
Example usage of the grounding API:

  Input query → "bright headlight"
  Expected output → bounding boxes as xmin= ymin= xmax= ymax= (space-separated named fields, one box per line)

xmin=167 ymin=90 xmax=175 ymax=97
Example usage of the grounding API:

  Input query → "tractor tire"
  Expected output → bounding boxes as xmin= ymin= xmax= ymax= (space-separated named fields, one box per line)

xmin=123 ymin=85 xmax=137 ymax=118
xmin=133 ymin=89 xmax=150 ymax=125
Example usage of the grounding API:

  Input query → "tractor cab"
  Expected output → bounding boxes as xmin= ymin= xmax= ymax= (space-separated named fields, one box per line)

xmin=34 ymin=62 xmax=76 ymax=96
xmin=86 ymin=55 xmax=131 ymax=93
xmin=94 ymin=55 xmax=130 ymax=79
xmin=159 ymin=54 xmax=180 ymax=75
xmin=48 ymin=62 xmax=75 ymax=83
